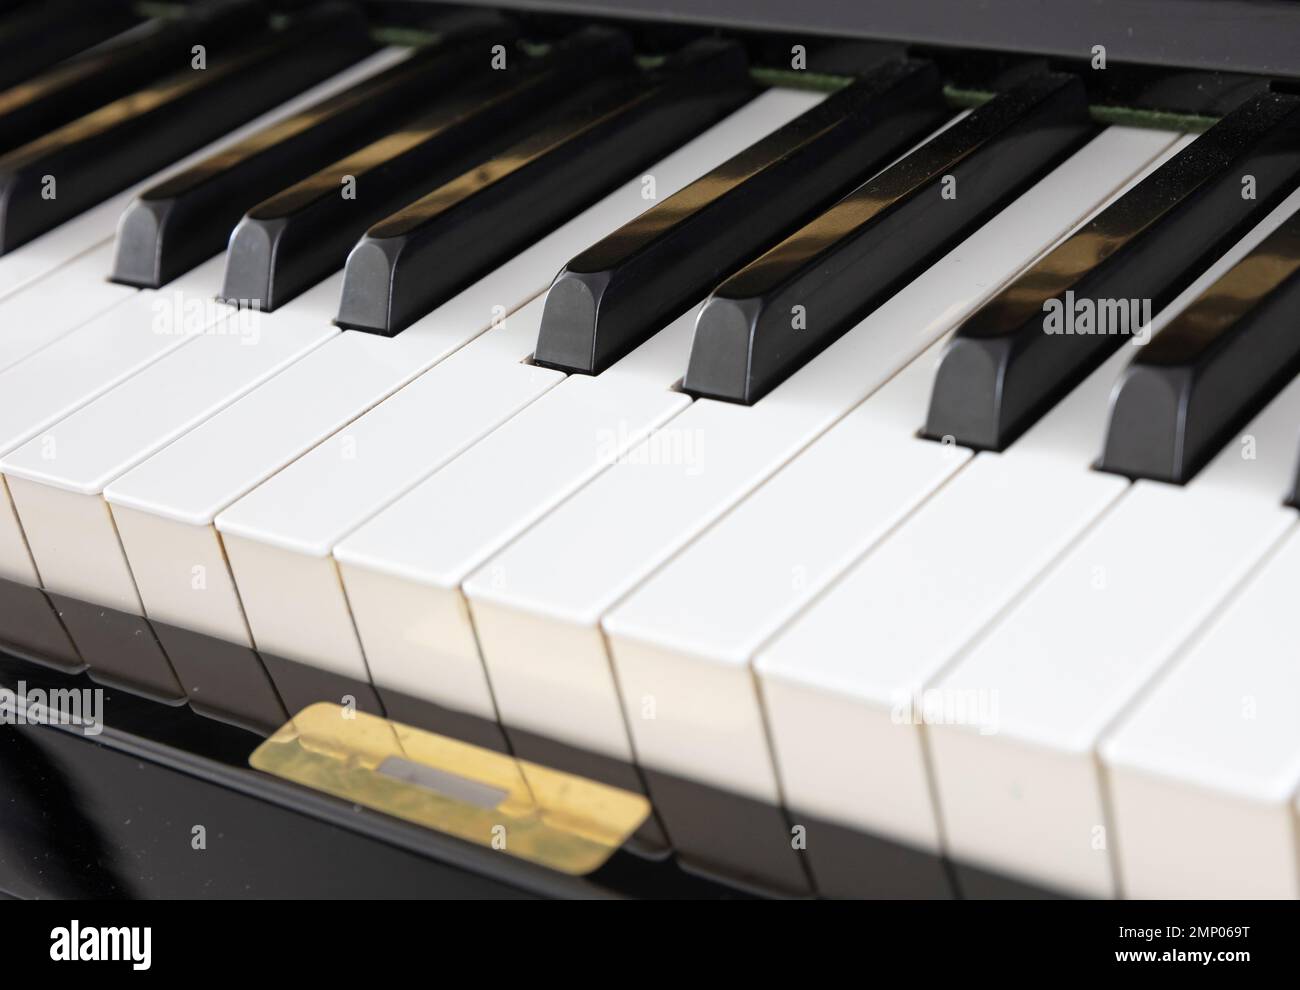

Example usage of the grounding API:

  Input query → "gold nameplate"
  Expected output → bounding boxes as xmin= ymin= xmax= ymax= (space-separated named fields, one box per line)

xmin=249 ymin=703 xmax=650 ymax=876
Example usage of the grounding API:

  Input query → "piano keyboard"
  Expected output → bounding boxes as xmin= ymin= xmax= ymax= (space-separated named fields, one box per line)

xmin=2 ymin=0 xmax=1299 ymax=900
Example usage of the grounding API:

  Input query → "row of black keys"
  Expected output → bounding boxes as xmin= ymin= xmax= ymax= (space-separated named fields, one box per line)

xmin=5 ymin=2 xmax=1300 ymax=493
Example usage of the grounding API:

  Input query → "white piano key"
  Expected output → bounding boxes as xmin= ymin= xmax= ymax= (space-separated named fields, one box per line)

xmin=468 ymin=125 xmax=1182 ymax=767
xmin=334 ymin=306 xmax=696 ymax=722
xmin=753 ymin=160 xmax=1298 ymax=861
xmin=99 ymin=89 xmax=820 ymax=652
xmin=1101 ymin=522 xmax=1300 ymax=899
xmin=925 ymin=362 xmax=1300 ymax=897
xmin=0 ymin=243 xmax=136 ymax=373
xmin=1 ymin=309 xmax=334 ymax=614
xmin=215 ymin=301 xmax=562 ymax=681
xmin=0 ymin=48 xmax=411 ymax=301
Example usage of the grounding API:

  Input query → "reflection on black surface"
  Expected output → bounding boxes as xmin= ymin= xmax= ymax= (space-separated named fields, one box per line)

xmin=0 ymin=578 xmax=83 ymax=673
xmin=0 ymin=725 xmax=133 ymax=899
xmin=955 ymin=862 xmax=1069 ymax=900
xmin=795 ymin=811 xmax=956 ymax=900
xmin=46 ymin=593 xmax=186 ymax=704
xmin=260 ymin=652 xmax=385 ymax=721
xmin=153 ymin=621 xmax=287 ymax=736
xmin=380 ymin=684 xmax=510 ymax=754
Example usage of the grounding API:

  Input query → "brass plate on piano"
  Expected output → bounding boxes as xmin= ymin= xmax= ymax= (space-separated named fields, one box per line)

xmin=249 ymin=703 xmax=651 ymax=875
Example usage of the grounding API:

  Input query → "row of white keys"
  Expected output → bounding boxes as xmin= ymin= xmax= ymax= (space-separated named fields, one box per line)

xmin=0 ymin=274 xmax=344 ymax=612
xmin=101 ymin=89 xmax=822 ymax=672
xmin=923 ymin=292 xmax=1300 ymax=896
xmin=756 ymin=166 xmax=1300 ymax=872
xmin=104 ymin=280 xmax=538 ymax=652
xmin=759 ymin=183 xmax=1300 ymax=896
xmin=602 ymin=125 xmax=1182 ymax=810
xmin=0 ymin=243 xmax=140 ymax=584
xmin=755 ymin=346 xmax=1136 ymax=857
xmin=333 ymin=304 xmax=697 ymax=724
xmin=1100 ymin=520 xmax=1300 ymax=898
xmin=0 ymin=48 xmax=411 ymax=301
xmin=214 ymin=300 xmax=561 ymax=680
xmin=466 ymin=125 xmax=1182 ymax=768
xmin=0 ymin=255 xmax=232 ymax=585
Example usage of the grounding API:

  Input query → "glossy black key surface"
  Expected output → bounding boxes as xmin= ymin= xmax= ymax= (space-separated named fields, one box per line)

xmin=336 ymin=40 xmax=752 ymax=337
xmin=0 ymin=0 xmax=139 ymax=92
xmin=0 ymin=4 xmax=373 ymax=255
xmin=221 ymin=27 xmax=633 ymax=312
xmin=925 ymin=92 xmax=1300 ymax=452
xmin=0 ymin=0 xmax=265 ymax=158
xmin=112 ymin=27 xmax=521 ymax=288
xmin=533 ymin=58 xmax=947 ymax=375
xmin=684 ymin=73 xmax=1094 ymax=404
xmin=1100 ymin=211 xmax=1300 ymax=485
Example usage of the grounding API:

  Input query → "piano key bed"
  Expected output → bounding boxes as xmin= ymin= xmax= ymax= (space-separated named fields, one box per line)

xmin=1 ymin=0 xmax=1299 ymax=900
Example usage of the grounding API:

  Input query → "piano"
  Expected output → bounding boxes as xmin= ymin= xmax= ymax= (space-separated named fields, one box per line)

xmin=1 ymin=0 xmax=1299 ymax=901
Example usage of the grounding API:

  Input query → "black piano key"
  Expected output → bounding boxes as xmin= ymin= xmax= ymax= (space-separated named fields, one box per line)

xmin=111 ymin=30 xmax=524 ymax=289
xmin=0 ymin=0 xmax=266 ymax=158
xmin=1099 ymin=211 xmax=1300 ymax=485
xmin=684 ymin=73 xmax=1094 ymax=404
xmin=221 ymin=27 xmax=634 ymax=312
xmin=925 ymin=91 xmax=1300 ymax=452
xmin=533 ymin=58 xmax=948 ymax=375
xmin=336 ymin=39 xmax=753 ymax=337
xmin=0 ymin=0 xmax=140 ymax=92
xmin=0 ymin=4 xmax=374 ymax=255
